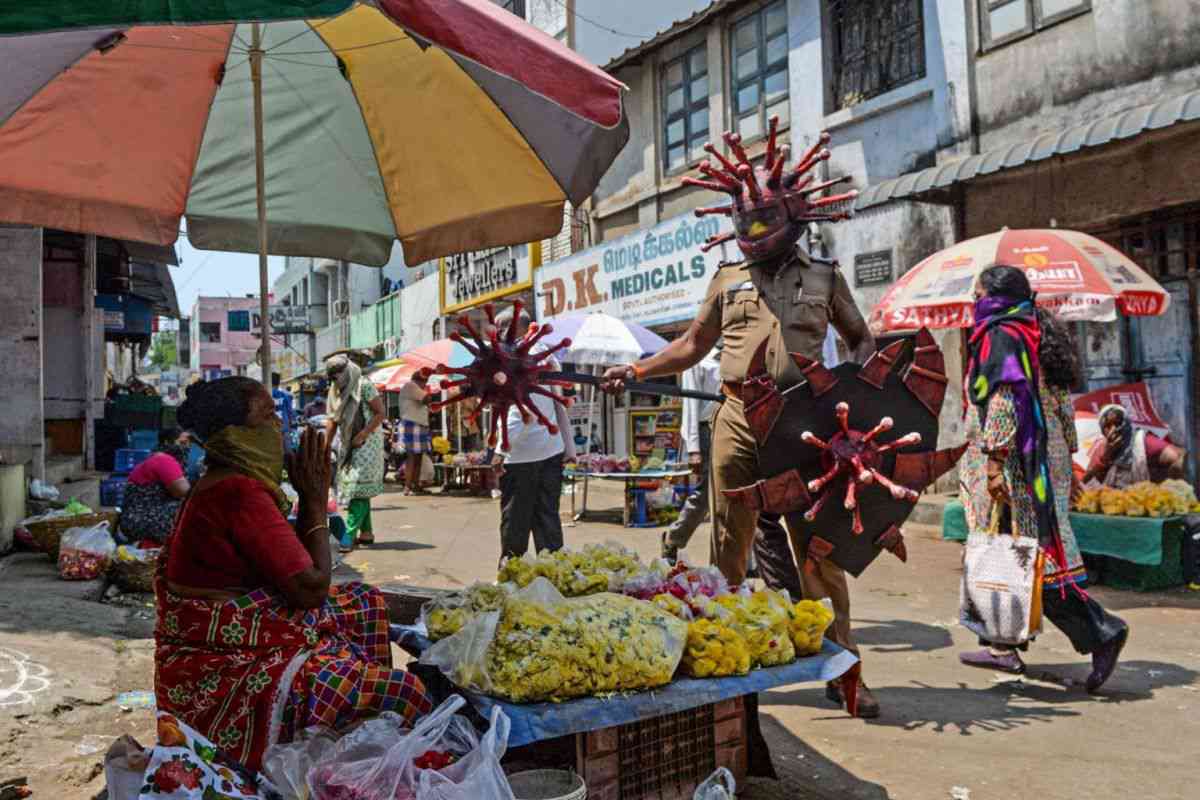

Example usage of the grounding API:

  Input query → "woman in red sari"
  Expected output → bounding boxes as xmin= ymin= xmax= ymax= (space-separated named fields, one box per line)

xmin=155 ymin=377 xmax=430 ymax=770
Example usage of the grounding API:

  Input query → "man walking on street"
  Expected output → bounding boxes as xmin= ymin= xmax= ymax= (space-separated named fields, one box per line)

xmin=491 ymin=308 xmax=576 ymax=560
xmin=661 ymin=347 xmax=721 ymax=563
xmin=602 ymin=125 xmax=878 ymax=716
xmin=397 ymin=371 xmax=431 ymax=496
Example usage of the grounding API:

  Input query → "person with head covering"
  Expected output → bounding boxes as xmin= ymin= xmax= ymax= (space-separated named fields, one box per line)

xmin=1082 ymin=403 xmax=1187 ymax=486
xmin=324 ymin=354 xmax=387 ymax=549
xmin=957 ymin=265 xmax=1128 ymax=689
xmin=119 ymin=427 xmax=191 ymax=543
xmin=157 ymin=377 xmax=430 ymax=771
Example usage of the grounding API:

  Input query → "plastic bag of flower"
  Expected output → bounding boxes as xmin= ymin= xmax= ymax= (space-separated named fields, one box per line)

xmin=787 ymin=599 xmax=835 ymax=656
xmin=422 ymin=578 xmax=687 ymax=703
xmin=707 ymin=591 xmax=796 ymax=668
xmin=497 ymin=543 xmax=643 ymax=597
xmin=681 ymin=618 xmax=751 ymax=678
xmin=420 ymin=583 xmax=514 ymax=641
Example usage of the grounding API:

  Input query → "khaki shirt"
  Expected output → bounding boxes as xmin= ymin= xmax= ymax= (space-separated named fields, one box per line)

xmin=696 ymin=248 xmax=870 ymax=387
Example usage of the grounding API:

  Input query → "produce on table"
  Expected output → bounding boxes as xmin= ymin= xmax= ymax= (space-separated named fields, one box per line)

xmin=431 ymin=436 xmax=452 ymax=455
xmin=786 ymin=599 xmax=835 ymax=656
xmin=427 ymin=578 xmax=687 ymax=703
xmin=709 ymin=591 xmax=796 ymax=668
xmin=422 ymin=583 xmax=513 ymax=641
xmin=681 ymin=618 xmax=751 ymax=678
xmin=498 ymin=543 xmax=643 ymax=597
xmin=650 ymin=592 xmax=693 ymax=621
xmin=1073 ymin=480 xmax=1200 ymax=517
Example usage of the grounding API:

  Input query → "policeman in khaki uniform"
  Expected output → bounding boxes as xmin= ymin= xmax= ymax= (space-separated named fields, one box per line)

xmin=603 ymin=123 xmax=879 ymax=716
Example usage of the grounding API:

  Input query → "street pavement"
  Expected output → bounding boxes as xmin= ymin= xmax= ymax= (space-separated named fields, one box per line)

xmin=1 ymin=479 xmax=1197 ymax=799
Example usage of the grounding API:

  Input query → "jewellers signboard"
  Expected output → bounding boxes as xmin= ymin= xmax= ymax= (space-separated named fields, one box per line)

xmin=535 ymin=212 xmax=733 ymax=328
xmin=440 ymin=246 xmax=532 ymax=314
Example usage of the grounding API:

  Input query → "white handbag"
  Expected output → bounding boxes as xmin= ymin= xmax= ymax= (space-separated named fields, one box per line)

xmin=959 ymin=504 xmax=1044 ymax=646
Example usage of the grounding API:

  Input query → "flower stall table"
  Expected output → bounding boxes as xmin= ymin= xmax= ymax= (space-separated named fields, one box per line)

xmin=565 ymin=468 xmax=693 ymax=527
xmin=381 ymin=589 xmax=857 ymax=800
xmin=941 ymin=499 xmax=1186 ymax=591
xmin=433 ymin=462 xmax=497 ymax=496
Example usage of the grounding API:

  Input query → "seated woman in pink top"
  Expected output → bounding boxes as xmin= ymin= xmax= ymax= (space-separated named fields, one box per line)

xmin=120 ymin=428 xmax=191 ymax=543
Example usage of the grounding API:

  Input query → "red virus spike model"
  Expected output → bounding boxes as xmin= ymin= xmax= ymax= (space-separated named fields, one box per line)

xmin=417 ymin=300 xmax=573 ymax=452
xmin=683 ymin=116 xmax=858 ymax=259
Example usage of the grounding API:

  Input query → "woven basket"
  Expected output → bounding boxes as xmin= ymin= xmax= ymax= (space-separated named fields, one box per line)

xmin=27 ymin=511 xmax=119 ymax=561
xmin=110 ymin=556 xmax=158 ymax=593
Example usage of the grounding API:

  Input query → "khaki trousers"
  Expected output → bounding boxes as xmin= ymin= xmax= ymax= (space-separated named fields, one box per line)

xmin=709 ymin=395 xmax=857 ymax=656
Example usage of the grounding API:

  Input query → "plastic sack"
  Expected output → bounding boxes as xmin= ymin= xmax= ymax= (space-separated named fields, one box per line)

xmin=693 ymin=767 xmax=736 ymax=800
xmin=104 ymin=735 xmax=149 ymax=800
xmin=262 ymin=727 xmax=338 ymax=800
xmin=142 ymin=711 xmax=278 ymax=799
xmin=419 ymin=583 xmax=513 ymax=641
xmin=58 ymin=521 xmax=116 ymax=580
xmin=422 ymin=578 xmax=687 ymax=703
xmin=30 ymin=478 xmax=60 ymax=500
xmin=787 ymin=598 xmax=835 ymax=656
xmin=307 ymin=696 xmax=515 ymax=800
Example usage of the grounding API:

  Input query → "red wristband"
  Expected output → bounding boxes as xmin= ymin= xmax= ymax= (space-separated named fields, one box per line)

xmin=630 ymin=364 xmax=645 ymax=381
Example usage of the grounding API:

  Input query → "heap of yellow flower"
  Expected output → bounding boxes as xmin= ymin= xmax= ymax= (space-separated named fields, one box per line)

xmin=710 ymin=591 xmax=796 ymax=668
xmin=1074 ymin=481 xmax=1199 ymax=517
xmin=431 ymin=436 xmax=452 ymax=455
xmin=681 ymin=618 xmax=751 ymax=678
xmin=651 ymin=592 xmax=692 ymax=620
xmin=423 ymin=583 xmax=512 ymax=641
xmin=472 ymin=584 xmax=687 ymax=703
xmin=786 ymin=599 xmax=835 ymax=656
xmin=497 ymin=544 xmax=644 ymax=597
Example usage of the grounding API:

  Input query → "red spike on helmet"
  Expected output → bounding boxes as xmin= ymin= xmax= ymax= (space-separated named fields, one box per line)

xmin=691 ymin=127 xmax=854 ymax=261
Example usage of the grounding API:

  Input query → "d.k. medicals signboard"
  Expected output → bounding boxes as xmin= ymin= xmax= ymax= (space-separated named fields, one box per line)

xmin=535 ymin=212 xmax=733 ymax=327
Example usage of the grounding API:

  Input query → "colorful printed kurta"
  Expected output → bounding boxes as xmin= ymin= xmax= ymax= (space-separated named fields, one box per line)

xmin=338 ymin=380 xmax=385 ymax=500
xmin=959 ymin=381 xmax=1086 ymax=589
xmin=154 ymin=542 xmax=430 ymax=770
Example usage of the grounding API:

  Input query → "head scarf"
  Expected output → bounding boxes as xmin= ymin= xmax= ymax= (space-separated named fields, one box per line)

xmin=326 ymin=355 xmax=363 ymax=470
xmin=1098 ymin=404 xmax=1134 ymax=471
xmin=967 ymin=293 xmax=1071 ymax=585
xmin=203 ymin=424 xmax=290 ymax=513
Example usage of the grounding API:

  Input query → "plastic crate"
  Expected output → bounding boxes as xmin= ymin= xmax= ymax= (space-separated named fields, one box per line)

xmin=113 ymin=448 xmax=152 ymax=475
xmin=128 ymin=429 xmax=158 ymax=451
xmin=100 ymin=476 xmax=128 ymax=507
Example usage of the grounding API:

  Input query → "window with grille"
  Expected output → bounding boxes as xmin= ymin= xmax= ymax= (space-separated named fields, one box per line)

xmin=199 ymin=322 xmax=221 ymax=343
xmin=829 ymin=0 xmax=925 ymax=111
xmin=495 ymin=0 xmax=525 ymax=19
xmin=979 ymin=0 xmax=1090 ymax=50
xmin=662 ymin=44 xmax=709 ymax=172
xmin=730 ymin=1 xmax=788 ymax=140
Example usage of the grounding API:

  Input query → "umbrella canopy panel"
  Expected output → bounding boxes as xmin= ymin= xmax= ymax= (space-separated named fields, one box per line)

xmin=0 ymin=1 xmax=629 ymax=266
xmin=537 ymin=311 xmax=669 ymax=365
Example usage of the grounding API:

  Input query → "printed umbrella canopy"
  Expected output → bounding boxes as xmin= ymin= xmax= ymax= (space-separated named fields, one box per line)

xmin=382 ymin=339 xmax=474 ymax=391
xmin=868 ymin=229 xmax=1170 ymax=334
xmin=0 ymin=0 xmax=629 ymax=378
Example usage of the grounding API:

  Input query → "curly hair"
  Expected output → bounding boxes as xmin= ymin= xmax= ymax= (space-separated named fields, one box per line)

xmin=1037 ymin=308 xmax=1080 ymax=389
xmin=177 ymin=376 xmax=260 ymax=441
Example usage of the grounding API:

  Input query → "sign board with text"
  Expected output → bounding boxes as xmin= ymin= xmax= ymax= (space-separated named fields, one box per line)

xmin=440 ymin=246 xmax=533 ymax=314
xmin=535 ymin=212 xmax=733 ymax=327
xmin=854 ymin=249 xmax=893 ymax=287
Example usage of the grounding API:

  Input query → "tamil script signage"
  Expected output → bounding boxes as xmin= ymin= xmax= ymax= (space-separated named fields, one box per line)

xmin=535 ymin=212 xmax=733 ymax=327
xmin=440 ymin=246 xmax=532 ymax=314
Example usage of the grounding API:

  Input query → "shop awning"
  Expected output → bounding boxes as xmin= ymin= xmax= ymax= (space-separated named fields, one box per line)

xmin=128 ymin=260 xmax=180 ymax=318
xmin=857 ymin=88 xmax=1200 ymax=210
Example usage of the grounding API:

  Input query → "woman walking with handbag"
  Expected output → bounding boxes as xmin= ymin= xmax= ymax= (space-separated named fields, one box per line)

xmin=957 ymin=265 xmax=1128 ymax=691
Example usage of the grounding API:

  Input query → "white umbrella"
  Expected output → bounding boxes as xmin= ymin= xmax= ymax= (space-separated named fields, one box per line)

xmin=538 ymin=311 xmax=669 ymax=366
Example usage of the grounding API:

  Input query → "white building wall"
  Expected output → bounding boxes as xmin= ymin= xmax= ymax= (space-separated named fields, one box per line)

xmin=400 ymin=272 xmax=442 ymax=352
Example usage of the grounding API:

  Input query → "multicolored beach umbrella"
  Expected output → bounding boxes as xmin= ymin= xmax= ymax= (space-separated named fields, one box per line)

xmin=0 ymin=0 xmax=629 ymax=266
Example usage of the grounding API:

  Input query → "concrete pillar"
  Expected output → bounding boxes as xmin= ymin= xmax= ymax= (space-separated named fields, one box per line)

xmin=83 ymin=235 xmax=97 ymax=470
xmin=0 ymin=226 xmax=45 ymax=481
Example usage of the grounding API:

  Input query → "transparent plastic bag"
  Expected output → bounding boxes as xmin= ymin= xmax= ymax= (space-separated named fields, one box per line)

xmin=419 ymin=583 xmax=513 ymax=642
xmin=58 ymin=521 xmax=115 ymax=580
xmin=262 ymin=727 xmax=338 ymax=800
xmin=306 ymin=696 xmax=513 ymax=800
xmin=693 ymin=767 xmax=736 ymax=799
xmin=422 ymin=578 xmax=687 ymax=703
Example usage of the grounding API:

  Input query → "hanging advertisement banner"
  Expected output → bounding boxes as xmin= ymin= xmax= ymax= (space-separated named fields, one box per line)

xmin=535 ymin=212 xmax=733 ymax=327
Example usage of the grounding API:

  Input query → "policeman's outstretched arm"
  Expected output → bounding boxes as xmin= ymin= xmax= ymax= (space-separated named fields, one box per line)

xmin=600 ymin=313 xmax=721 ymax=394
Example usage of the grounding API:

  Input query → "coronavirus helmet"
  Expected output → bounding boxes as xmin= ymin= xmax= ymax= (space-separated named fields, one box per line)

xmin=684 ymin=117 xmax=857 ymax=261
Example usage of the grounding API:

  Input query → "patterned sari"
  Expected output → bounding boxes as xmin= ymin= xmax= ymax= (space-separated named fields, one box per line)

xmin=153 ymin=538 xmax=431 ymax=770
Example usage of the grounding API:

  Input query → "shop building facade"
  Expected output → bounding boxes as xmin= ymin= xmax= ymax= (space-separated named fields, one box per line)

xmin=861 ymin=0 xmax=1200 ymax=476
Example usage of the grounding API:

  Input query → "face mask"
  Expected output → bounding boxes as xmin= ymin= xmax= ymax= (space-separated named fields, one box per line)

xmin=203 ymin=423 xmax=289 ymax=512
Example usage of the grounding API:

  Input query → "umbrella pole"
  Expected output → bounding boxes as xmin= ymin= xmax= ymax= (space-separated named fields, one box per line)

xmin=250 ymin=23 xmax=271 ymax=387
